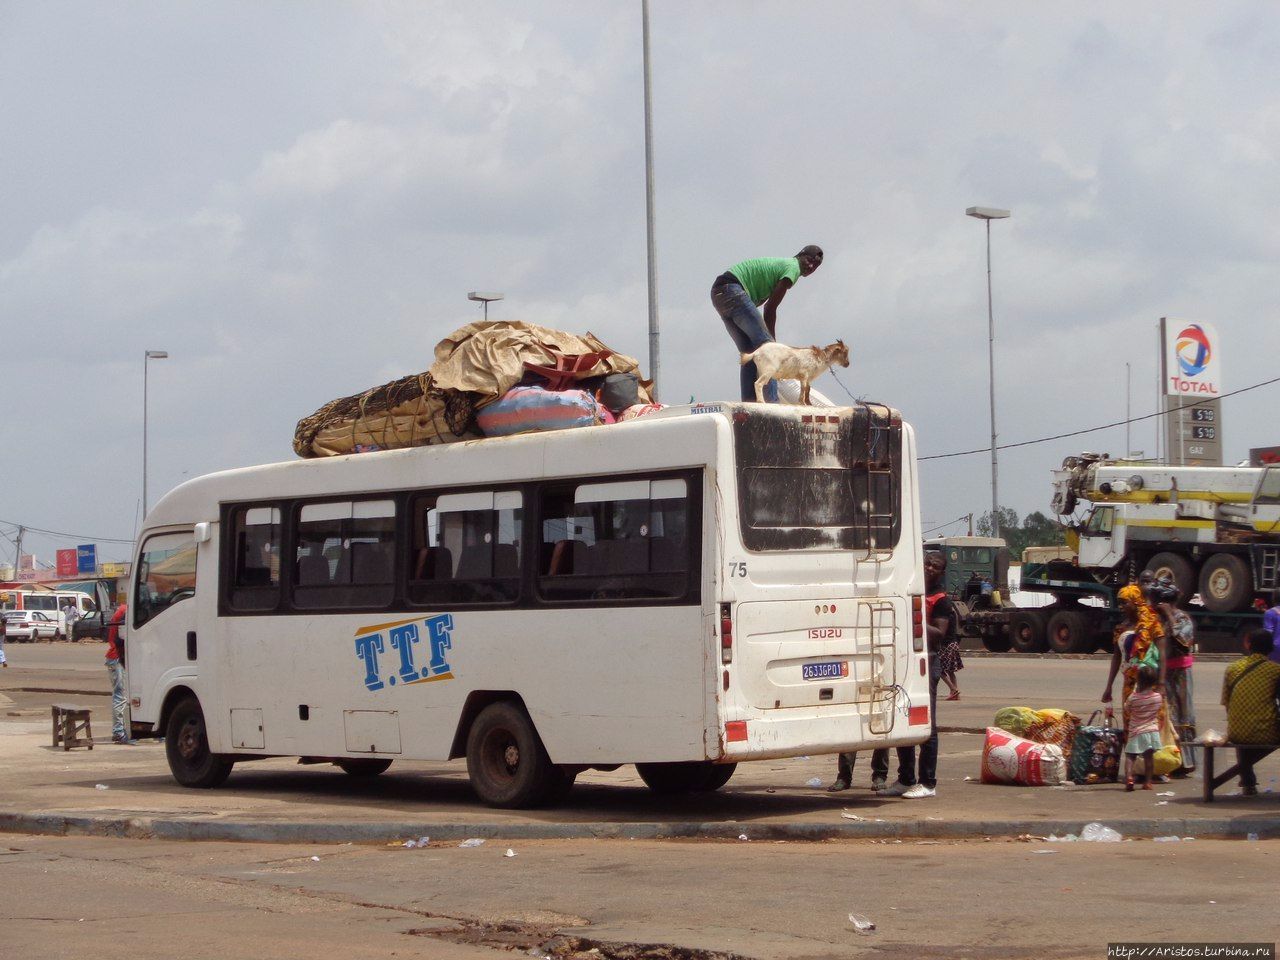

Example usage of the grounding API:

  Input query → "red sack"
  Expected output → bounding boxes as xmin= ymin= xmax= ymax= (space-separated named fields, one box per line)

xmin=980 ymin=727 xmax=1067 ymax=786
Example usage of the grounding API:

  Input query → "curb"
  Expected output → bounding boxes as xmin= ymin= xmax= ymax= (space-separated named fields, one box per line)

xmin=2 ymin=811 xmax=1276 ymax=845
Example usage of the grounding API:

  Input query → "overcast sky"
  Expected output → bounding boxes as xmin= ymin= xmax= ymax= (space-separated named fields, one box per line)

xmin=4 ymin=2 xmax=1280 ymax=566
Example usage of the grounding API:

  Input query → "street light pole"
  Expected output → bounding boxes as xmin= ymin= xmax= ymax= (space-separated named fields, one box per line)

xmin=966 ymin=206 xmax=1010 ymax=540
xmin=143 ymin=349 xmax=168 ymax=518
xmin=641 ymin=0 xmax=660 ymax=395
xmin=467 ymin=292 xmax=504 ymax=322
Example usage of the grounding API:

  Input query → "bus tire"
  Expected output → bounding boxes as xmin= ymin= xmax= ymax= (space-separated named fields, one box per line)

xmin=336 ymin=758 xmax=393 ymax=777
xmin=1008 ymin=610 xmax=1047 ymax=653
xmin=544 ymin=766 xmax=578 ymax=803
xmin=1046 ymin=610 xmax=1090 ymax=654
xmin=635 ymin=761 xmax=716 ymax=794
xmin=165 ymin=697 xmax=234 ymax=788
xmin=698 ymin=763 xmax=737 ymax=792
xmin=465 ymin=701 xmax=557 ymax=808
xmin=1144 ymin=552 xmax=1197 ymax=600
xmin=1198 ymin=554 xmax=1253 ymax=613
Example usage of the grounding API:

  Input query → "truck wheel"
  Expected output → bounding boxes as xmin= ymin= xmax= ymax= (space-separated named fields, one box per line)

xmin=165 ymin=697 xmax=234 ymax=788
xmin=1144 ymin=553 xmax=1196 ymax=600
xmin=1046 ymin=610 xmax=1090 ymax=654
xmin=466 ymin=701 xmax=557 ymax=808
xmin=1198 ymin=554 xmax=1253 ymax=613
xmin=1008 ymin=610 xmax=1047 ymax=653
xmin=981 ymin=629 xmax=1013 ymax=653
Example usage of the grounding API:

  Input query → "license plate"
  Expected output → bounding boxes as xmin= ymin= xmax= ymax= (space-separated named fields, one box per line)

xmin=802 ymin=660 xmax=849 ymax=681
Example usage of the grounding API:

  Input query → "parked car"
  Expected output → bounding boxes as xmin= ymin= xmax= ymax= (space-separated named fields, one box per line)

xmin=3 ymin=610 xmax=60 ymax=641
xmin=72 ymin=611 xmax=109 ymax=642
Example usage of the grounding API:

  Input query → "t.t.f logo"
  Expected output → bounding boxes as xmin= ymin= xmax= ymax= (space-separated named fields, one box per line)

xmin=354 ymin=614 xmax=454 ymax=691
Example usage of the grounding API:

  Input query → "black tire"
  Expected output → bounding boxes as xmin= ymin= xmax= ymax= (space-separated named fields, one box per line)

xmin=1046 ymin=610 xmax=1091 ymax=654
xmin=544 ymin=766 xmax=578 ymax=803
xmin=1198 ymin=553 xmax=1253 ymax=613
xmin=1008 ymin=610 xmax=1048 ymax=653
xmin=336 ymin=758 xmax=393 ymax=777
xmin=635 ymin=760 xmax=717 ymax=794
xmin=698 ymin=763 xmax=737 ymax=792
xmin=465 ymin=701 xmax=557 ymax=808
xmin=165 ymin=697 xmax=234 ymax=788
xmin=1143 ymin=552 xmax=1197 ymax=601
xmin=981 ymin=627 xmax=1013 ymax=653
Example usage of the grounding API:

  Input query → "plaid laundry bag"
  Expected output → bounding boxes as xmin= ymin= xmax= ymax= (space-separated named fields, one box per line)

xmin=1068 ymin=709 xmax=1123 ymax=784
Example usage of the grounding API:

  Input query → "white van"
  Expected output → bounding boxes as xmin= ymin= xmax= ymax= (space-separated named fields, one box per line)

xmin=2 ymin=590 xmax=98 ymax=638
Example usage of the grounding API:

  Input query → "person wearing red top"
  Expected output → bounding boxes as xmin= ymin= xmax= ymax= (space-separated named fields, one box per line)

xmin=105 ymin=601 xmax=130 ymax=743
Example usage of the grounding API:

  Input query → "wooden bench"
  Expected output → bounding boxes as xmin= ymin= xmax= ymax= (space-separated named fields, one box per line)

xmin=1200 ymin=742 xmax=1278 ymax=802
xmin=51 ymin=704 xmax=94 ymax=751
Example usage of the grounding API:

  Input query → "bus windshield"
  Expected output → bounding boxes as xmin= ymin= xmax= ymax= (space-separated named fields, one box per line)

xmin=734 ymin=404 xmax=901 ymax=552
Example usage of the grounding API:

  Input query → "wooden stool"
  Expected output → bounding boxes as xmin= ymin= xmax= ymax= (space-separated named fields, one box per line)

xmin=51 ymin=704 xmax=94 ymax=750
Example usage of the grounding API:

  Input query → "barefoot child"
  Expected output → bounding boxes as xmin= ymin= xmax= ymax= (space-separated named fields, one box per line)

xmin=1124 ymin=666 xmax=1163 ymax=790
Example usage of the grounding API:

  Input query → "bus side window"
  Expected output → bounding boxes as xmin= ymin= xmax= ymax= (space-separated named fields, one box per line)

xmin=293 ymin=500 xmax=395 ymax=610
xmin=536 ymin=477 xmax=692 ymax=603
xmin=407 ymin=490 xmax=521 ymax=607
xmin=229 ymin=505 xmax=281 ymax=612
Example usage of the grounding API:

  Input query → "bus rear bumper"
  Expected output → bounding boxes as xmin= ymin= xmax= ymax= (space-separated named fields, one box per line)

xmin=717 ymin=711 xmax=931 ymax=762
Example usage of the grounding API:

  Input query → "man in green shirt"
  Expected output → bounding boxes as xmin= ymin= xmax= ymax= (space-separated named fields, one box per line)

xmin=711 ymin=246 xmax=823 ymax=402
xmin=1221 ymin=629 xmax=1280 ymax=795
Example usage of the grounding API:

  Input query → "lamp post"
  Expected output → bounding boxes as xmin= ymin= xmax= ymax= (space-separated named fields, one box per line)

xmin=965 ymin=206 xmax=1010 ymax=539
xmin=143 ymin=349 xmax=168 ymax=517
xmin=467 ymin=292 xmax=503 ymax=322
xmin=641 ymin=0 xmax=660 ymax=394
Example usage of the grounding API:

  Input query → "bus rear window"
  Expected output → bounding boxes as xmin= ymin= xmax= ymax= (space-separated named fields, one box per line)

xmin=734 ymin=405 xmax=901 ymax=553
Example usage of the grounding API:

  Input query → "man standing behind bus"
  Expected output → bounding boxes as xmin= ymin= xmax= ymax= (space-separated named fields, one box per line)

xmin=711 ymin=246 xmax=823 ymax=403
xmin=105 ymin=600 xmax=131 ymax=744
xmin=61 ymin=598 xmax=80 ymax=642
xmin=881 ymin=550 xmax=951 ymax=799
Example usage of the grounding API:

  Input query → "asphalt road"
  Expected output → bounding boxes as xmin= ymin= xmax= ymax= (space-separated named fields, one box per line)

xmin=4 ymin=833 xmax=1275 ymax=960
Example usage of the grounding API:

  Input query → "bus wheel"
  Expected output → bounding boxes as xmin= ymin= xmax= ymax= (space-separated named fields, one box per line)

xmin=165 ymin=697 xmax=234 ymax=788
xmin=1046 ymin=610 xmax=1090 ymax=654
xmin=1008 ymin=610 xmax=1047 ymax=653
xmin=635 ymin=761 xmax=716 ymax=794
xmin=1144 ymin=553 xmax=1196 ymax=600
xmin=1199 ymin=554 xmax=1253 ymax=613
xmin=698 ymin=763 xmax=737 ymax=792
xmin=466 ymin=701 xmax=556 ymax=808
xmin=336 ymin=758 xmax=393 ymax=777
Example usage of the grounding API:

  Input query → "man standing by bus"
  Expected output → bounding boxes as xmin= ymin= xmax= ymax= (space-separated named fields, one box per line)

xmin=61 ymin=597 xmax=79 ymax=642
xmin=881 ymin=550 xmax=951 ymax=799
xmin=105 ymin=599 xmax=131 ymax=744
xmin=711 ymin=246 xmax=824 ymax=403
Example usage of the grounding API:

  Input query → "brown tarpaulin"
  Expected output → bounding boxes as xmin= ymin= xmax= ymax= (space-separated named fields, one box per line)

xmin=292 ymin=320 xmax=652 ymax=458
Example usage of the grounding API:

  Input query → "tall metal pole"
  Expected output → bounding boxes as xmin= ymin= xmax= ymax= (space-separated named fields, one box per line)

xmin=1126 ymin=362 xmax=1131 ymax=457
xmin=641 ymin=0 xmax=660 ymax=394
xmin=143 ymin=353 xmax=149 ymax=519
xmin=984 ymin=218 xmax=999 ymax=540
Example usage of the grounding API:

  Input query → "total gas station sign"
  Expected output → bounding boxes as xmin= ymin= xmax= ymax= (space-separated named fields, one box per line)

xmin=1161 ymin=318 xmax=1223 ymax=466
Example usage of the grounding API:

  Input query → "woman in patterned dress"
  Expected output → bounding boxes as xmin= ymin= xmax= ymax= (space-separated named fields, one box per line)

xmin=1100 ymin=584 xmax=1168 ymax=736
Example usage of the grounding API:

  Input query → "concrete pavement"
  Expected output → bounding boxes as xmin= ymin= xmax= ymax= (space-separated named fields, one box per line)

xmin=2 ymin=642 xmax=1276 ymax=844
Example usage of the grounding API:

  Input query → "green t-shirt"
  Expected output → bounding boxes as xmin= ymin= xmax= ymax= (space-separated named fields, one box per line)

xmin=727 ymin=257 xmax=801 ymax=306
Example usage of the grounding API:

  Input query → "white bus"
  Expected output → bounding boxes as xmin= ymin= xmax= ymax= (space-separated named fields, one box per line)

xmin=0 ymin=589 xmax=98 ymax=637
xmin=128 ymin=400 xmax=930 ymax=807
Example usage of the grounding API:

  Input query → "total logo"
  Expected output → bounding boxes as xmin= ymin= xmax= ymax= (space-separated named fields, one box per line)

xmin=1167 ymin=322 xmax=1218 ymax=395
xmin=353 ymin=614 xmax=454 ymax=692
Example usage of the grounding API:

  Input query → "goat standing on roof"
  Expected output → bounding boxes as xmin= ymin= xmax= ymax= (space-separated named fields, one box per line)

xmin=710 ymin=246 xmax=823 ymax=403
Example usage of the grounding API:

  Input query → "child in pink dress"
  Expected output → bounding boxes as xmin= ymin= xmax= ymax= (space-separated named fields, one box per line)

xmin=1124 ymin=666 xmax=1163 ymax=790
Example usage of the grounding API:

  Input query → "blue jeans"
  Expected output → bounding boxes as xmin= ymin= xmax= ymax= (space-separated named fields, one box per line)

xmin=107 ymin=659 xmax=127 ymax=739
xmin=711 ymin=281 xmax=777 ymax=402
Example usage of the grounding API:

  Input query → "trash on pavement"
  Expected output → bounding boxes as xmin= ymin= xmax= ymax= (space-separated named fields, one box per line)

xmin=94 ymin=784 xmax=109 ymax=791
xmin=848 ymin=914 xmax=875 ymax=933
xmin=1247 ymin=833 xmax=1260 ymax=841
xmin=1080 ymin=823 xmax=1122 ymax=842
xmin=841 ymin=811 xmax=865 ymax=821
xmin=1152 ymin=836 xmax=1181 ymax=842
xmin=505 ymin=848 xmax=517 ymax=858
xmin=1156 ymin=791 xmax=1175 ymax=797
xmin=459 ymin=838 xmax=486 ymax=848
xmin=806 ymin=777 xmax=823 ymax=788
xmin=738 ymin=834 xmax=749 ymax=842
xmin=310 ymin=856 xmax=321 ymax=861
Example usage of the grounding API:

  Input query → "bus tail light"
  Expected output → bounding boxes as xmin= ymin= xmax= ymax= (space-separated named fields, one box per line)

xmin=725 ymin=720 xmax=748 ymax=742
xmin=720 ymin=603 xmax=733 ymax=664
xmin=908 ymin=705 xmax=929 ymax=726
xmin=911 ymin=595 xmax=924 ymax=652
